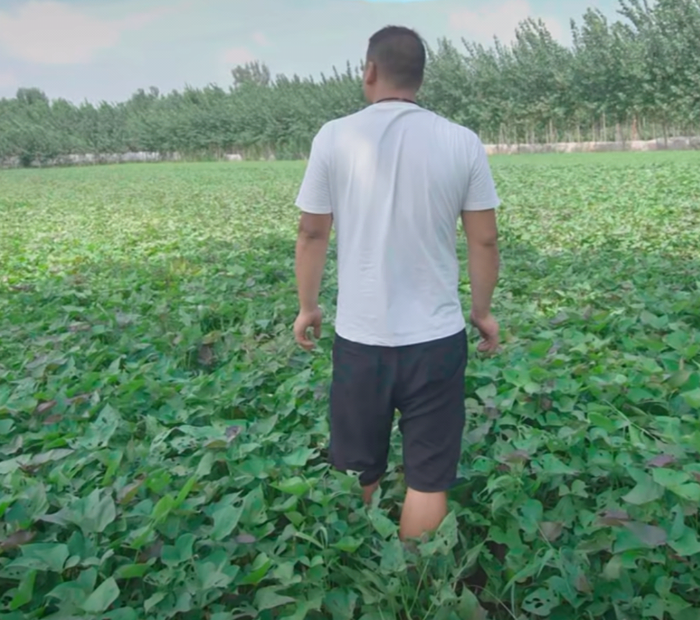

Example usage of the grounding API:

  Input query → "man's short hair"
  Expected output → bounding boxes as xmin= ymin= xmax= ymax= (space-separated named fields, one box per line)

xmin=367 ymin=26 xmax=426 ymax=90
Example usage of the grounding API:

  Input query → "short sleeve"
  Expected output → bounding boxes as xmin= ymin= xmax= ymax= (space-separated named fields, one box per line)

xmin=463 ymin=137 xmax=501 ymax=212
xmin=296 ymin=123 xmax=333 ymax=215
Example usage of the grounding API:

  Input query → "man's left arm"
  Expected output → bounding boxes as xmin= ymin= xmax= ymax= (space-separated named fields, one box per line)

xmin=296 ymin=212 xmax=332 ymax=310
xmin=293 ymin=125 xmax=333 ymax=349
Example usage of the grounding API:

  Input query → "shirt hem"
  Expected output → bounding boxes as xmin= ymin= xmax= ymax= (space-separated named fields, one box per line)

xmin=462 ymin=199 xmax=501 ymax=211
xmin=334 ymin=318 xmax=467 ymax=348
xmin=295 ymin=201 xmax=332 ymax=214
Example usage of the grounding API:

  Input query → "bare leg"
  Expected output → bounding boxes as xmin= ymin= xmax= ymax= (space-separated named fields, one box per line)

xmin=362 ymin=479 xmax=380 ymax=504
xmin=399 ymin=488 xmax=448 ymax=541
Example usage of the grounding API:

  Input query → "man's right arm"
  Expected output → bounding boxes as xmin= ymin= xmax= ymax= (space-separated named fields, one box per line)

xmin=462 ymin=208 xmax=499 ymax=321
xmin=461 ymin=138 xmax=501 ymax=351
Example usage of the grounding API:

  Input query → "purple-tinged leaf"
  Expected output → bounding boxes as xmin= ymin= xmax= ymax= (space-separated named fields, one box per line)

xmin=622 ymin=522 xmax=667 ymax=548
xmin=502 ymin=450 xmax=530 ymax=464
xmin=647 ymin=454 xmax=676 ymax=468
xmin=68 ymin=322 xmax=91 ymax=332
xmin=599 ymin=510 xmax=631 ymax=526
xmin=10 ymin=284 xmax=35 ymax=292
xmin=1 ymin=530 xmax=35 ymax=550
xmin=68 ymin=393 xmax=92 ymax=405
xmin=35 ymin=400 xmax=57 ymax=415
xmin=540 ymin=522 xmax=564 ymax=542
xmin=575 ymin=574 xmax=593 ymax=593
xmin=226 ymin=425 xmax=242 ymax=441
xmin=236 ymin=533 xmax=257 ymax=544
xmin=198 ymin=344 xmax=215 ymax=366
xmin=137 ymin=540 xmax=163 ymax=563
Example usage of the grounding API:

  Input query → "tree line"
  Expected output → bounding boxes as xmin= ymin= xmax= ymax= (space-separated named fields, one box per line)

xmin=1 ymin=0 xmax=699 ymax=165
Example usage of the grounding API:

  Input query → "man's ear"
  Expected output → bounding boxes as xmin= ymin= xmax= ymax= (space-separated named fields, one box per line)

xmin=364 ymin=60 xmax=378 ymax=85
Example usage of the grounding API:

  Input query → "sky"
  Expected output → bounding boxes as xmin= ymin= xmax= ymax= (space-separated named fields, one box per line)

xmin=0 ymin=0 xmax=620 ymax=103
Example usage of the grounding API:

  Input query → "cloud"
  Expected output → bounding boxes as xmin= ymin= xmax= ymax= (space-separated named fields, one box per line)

xmin=252 ymin=31 xmax=269 ymax=46
xmin=0 ymin=0 xmax=181 ymax=65
xmin=448 ymin=0 xmax=565 ymax=44
xmin=221 ymin=47 xmax=257 ymax=66
xmin=0 ymin=70 xmax=17 ymax=90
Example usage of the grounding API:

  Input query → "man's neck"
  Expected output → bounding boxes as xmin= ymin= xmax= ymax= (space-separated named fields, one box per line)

xmin=370 ymin=89 xmax=418 ymax=104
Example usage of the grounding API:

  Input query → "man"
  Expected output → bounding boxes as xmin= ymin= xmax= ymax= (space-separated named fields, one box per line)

xmin=293 ymin=25 xmax=500 ymax=541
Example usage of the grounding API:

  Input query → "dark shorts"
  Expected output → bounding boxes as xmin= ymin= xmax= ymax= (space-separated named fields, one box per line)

xmin=329 ymin=329 xmax=467 ymax=493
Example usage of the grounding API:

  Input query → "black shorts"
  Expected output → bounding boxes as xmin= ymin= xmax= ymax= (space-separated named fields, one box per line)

xmin=329 ymin=329 xmax=467 ymax=493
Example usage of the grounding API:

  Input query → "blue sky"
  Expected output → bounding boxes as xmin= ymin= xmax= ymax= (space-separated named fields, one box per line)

xmin=0 ymin=0 xmax=620 ymax=103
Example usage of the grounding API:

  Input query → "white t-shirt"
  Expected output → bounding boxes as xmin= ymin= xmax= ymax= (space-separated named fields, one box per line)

xmin=295 ymin=101 xmax=500 ymax=347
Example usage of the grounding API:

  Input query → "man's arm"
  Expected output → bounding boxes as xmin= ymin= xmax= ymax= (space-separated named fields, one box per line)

xmin=461 ymin=209 xmax=499 ymax=321
xmin=293 ymin=124 xmax=333 ymax=349
xmin=461 ymin=137 xmax=501 ymax=351
xmin=296 ymin=212 xmax=332 ymax=313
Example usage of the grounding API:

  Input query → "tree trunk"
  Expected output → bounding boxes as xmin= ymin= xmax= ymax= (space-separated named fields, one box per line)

xmin=602 ymin=112 xmax=607 ymax=142
xmin=631 ymin=116 xmax=639 ymax=141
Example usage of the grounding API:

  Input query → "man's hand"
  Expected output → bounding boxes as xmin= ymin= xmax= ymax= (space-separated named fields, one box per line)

xmin=470 ymin=312 xmax=499 ymax=353
xmin=294 ymin=306 xmax=323 ymax=350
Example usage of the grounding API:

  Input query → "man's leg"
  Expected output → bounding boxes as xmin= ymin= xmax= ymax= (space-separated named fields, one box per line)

xmin=328 ymin=333 xmax=395 ymax=502
xmin=395 ymin=330 xmax=467 ymax=541
xmin=362 ymin=480 xmax=381 ymax=505
xmin=399 ymin=488 xmax=448 ymax=540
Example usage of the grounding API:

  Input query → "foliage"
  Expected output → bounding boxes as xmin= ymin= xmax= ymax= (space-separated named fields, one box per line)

xmin=1 ymin=152 xmax=700 ymax=619
xmin=2 ymin=0 xmax=700 ymax=165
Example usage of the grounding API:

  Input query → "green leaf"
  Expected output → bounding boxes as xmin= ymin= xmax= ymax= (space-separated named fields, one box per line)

xmin=0 ymin=419 xmax=14 ymax=434
xmin=280 ymin=593 xmax=324 ymax=620
xmin=144 ymin=592 xmax=166 ymax=612
xmin=420 ymin=512 xmax=459 ymax=556
xmin=282 ymin=447 xmax=317 ymax=466
xmin=642 ymin=594 xmax=665 ymax=620
xmin=274 ymin=476 xmax=311 ymax=496
xmin=9 ymin=569 xmax=36 ymax=610
xmin=588 ymin=412 xmax=618 ymax=433
xmin=151 ymin=494 xmax=175 ymax=523
xmin=45 ymin=581 xmax=90 ymax=607
xmin=324 ymin=588 xmax=358 ymax=620
xmin=674 ymin=483 xmax=700 ymax=501
xmin=332 ymin=536 xmax=363 ymax=553
xmin=78 ymin=404 xmax=121 ymax=449
xmin=81 ymin=577 xmax=120 ymax=614
xmin=103 ymin=609 xmax=139 ymax=620
xmin=652 ymin=468 xmax=689 ymax=488
xmin=68 ymin=489 xmax=117 ymax=534
xmin=457 ymin=587 xmax=483 ymax=620
xmin=622 ymin=475 xmax=665 ymax=505
xmin=602 ymin=555 xmax=623 ymax=581
xmin=211 ymin=504 xmax=243 ymax=541
xmin=16 ymin=543 xmax=70 ymax=573
xmin=114 ymin=563 xmax=150 ymax=579
xmin=669 ymin=527 xmax=700 ymax=557
xmin=367 ymin=509 xmax=397 ymax=539
xmin=522 ymin=588 xmax=559 ymax=617
xmin=254 ymin=587 xmax=295 ymax=611
xmin=536 ymin=454 xmax=577 ymax=476
xmin=379 ymin=538 xmax=406 ymax=574
xmin=240 ymin=553 xmax=271 ymax=585
xmin=681 ymin=388 xmax=700 ymax=408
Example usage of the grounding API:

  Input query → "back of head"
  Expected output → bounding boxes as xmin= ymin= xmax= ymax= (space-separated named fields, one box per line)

xmin=366 ymin=26 xmax=426 ymax=91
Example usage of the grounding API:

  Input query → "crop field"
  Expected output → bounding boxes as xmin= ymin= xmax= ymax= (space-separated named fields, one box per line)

xmin=1 ymin=151 xmax=700 ymax=620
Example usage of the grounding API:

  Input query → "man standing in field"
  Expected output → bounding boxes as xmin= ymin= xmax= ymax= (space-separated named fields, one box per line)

xmin=293 ymin=25 xmax=501 ymax=540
